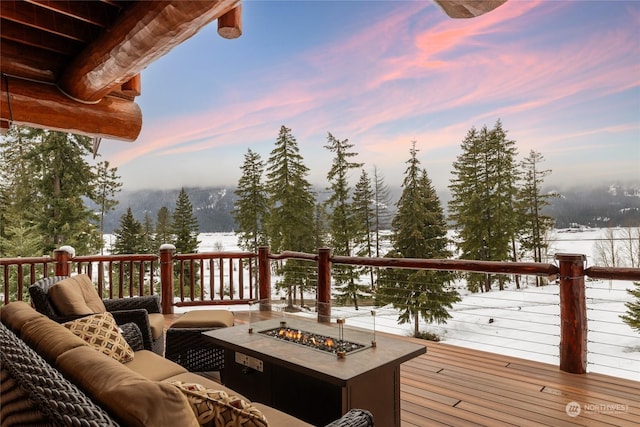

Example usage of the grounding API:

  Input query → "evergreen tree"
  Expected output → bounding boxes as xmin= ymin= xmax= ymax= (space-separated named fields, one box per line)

xmin=265 ymin=126 xmax=316 ymax=308
xmin=621 ymin=282 xmax=640 ymax=333
xmin=112 ymin=208 xmax=143 ymax=254
xmin=518 ymin=150 xmax=556 ymax=285
xmin=141 ymin=212 xmax=155 ymax=253
xmin=232 ymin=149 xmax=269 ymax=253
xmin=352 ymin=169 xmax=376 ymax=289
xmin=448 ymin=120 xmax=519 ymax=292
xmin=171 ymin=188 xmax=200 ymax=254
xmin=377 ymin=142 xmax=459 ymax=337
xmin=170 ymin=188 xmax=200 ymax=296
xmin=111 ymin=208 xmax=144 ymax=295
xmin=0 ymin=126 xmax=40 ymax=258
xmin=26 ymin=129 xmax=103 ymax=255
xmin=155 ymin=206 xmax=172 ymax=246
xmin=324 ymin=132 xmax=368 ymax=309
xmin=373 ymin=165 xmax=394 ymax=242
xmin=94 ymin=160 xmax=122 ymax=254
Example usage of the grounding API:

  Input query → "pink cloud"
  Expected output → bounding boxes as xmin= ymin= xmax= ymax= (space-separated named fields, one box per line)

xmin=108 ymin=0 xmax=639 ymax=170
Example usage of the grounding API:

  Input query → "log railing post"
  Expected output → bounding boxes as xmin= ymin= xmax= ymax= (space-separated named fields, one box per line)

xmin=258 ymin=246 xmax=271 ymax=312
xmin=556 ymin=253 xmax=587 ymax=374
xmin=159 ymin=244 xmax=176 ymax=315
xmin=317 ymin=248 xmax=331 ymax=323
xmin=54 ymin=246 xmax=74 ymax=276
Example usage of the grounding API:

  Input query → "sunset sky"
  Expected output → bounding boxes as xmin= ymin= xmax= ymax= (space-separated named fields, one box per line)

xmin=98 ymin=0 xmax=640 ymax=193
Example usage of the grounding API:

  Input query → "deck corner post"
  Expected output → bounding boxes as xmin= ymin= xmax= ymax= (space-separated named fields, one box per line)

xmin=159 ymin=244 xmax=176 ymax=315
xmin=258 ymin=246 xmax=271 ymax=312
xmin=54 ymin=246 xmax=74 ymax=276
xmin=317 ymin=247 xmax=332 ymax=323
xmin=556 ymin=253 xmax=588 ymax=374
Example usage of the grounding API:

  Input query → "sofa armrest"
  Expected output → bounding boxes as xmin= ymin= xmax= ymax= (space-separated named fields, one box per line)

xmin=103 ymin=295 xmax=161 ymax=314
xmin=109 ymin=309 xmax=154 ymax=351
xmin=325 ymin=409 xmax=374 ymax=427
xmin=0 ymin=322 xmax=118 ymax=426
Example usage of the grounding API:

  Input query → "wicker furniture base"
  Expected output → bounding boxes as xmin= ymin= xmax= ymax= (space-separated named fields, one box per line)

xmin=165 ymin=310 xmax=235 ymax=372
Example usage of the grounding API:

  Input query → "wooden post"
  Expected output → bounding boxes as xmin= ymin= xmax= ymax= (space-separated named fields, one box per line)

xmin=258 ymin=246 xmax=271 ymax=312
xmin=53 ymin=246 xmax=74 ymax=276
xmin=317 ymin=248 xmax=331 ymax=323
xmin=159 ymin=244 xmax=176 ymax=315
xmin=556 ymin=253 xmax=587 ymax=374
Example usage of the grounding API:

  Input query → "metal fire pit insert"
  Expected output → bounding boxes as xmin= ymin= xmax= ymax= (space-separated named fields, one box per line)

xmin=259 ymin=325 xmax=369 ymax=356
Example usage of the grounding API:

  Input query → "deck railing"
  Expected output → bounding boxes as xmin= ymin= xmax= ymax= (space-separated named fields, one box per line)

xmin=1 ymin=245 xmax=638 ymax=375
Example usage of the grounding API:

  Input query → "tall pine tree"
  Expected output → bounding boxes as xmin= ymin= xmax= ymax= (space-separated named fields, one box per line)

xmin=352 ymin=169 xmax=376 ymax=289
xmin=233 ymin=149 xmax=269 ymax=253
xmin=93 ymin=160 xmax=122 ymax=254
xmin=324 ymin=132 xmax=368 ymax=309
xmin=265 ymin=126 xmax=316 ymax=308
xmin=518 ymin=150 xmax=556 ymax=286
xmin=449 ymin=120 xmax=519 ymax=292
xmin=171 ymin=188 xmax=200 ymax=254
xmin=377 ymin=142 xmax=459 ymax=337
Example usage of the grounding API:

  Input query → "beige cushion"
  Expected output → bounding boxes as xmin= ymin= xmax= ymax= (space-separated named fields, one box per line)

xmin=169 ymin=381 xmax=268 ymax=427
xmin=20 ymin=316 xmax=88 ymax=365
xmin=148 ymin=312 xmax=165 ymax=339
xmin=63 ymin=312 xmax=134 ymax=363
xmin=0 ymin=301 xmax=45 ymax=333
xmin=57 ymin=346 xmax=198 ymax=427
xmin=171 ymin=310 xmax=234 ymax=328
xmin=48 ymin=275 xmax=106 ymax=316
xmin=165 ymin=373 xmax=250 ymax=402
xmin=124 ymin=350 xmax=187 ymax=381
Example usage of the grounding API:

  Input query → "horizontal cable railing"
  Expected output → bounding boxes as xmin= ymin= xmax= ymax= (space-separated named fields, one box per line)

xmin=584 ymin=281 xmax=639 ymax=378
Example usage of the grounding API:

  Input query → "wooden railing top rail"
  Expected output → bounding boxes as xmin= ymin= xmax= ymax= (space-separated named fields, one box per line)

xmin=73 ymin=254 xmax=158 ymax=262
xmin=585 ymin=266 xmax=640 ymax=281
xmin=330 ymin=254 xmax=560 ymax=277
xmin=174 ymin=251 xmax=256 ymax=261
xmin=0 ymin=256 xmax=53 ymax=266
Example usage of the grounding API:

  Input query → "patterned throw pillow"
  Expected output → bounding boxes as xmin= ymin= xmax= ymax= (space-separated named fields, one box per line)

xmin=63 ymin=312 xmax=134 ymax=363
xmin=169 ymin=381 xmax=268 ymax=427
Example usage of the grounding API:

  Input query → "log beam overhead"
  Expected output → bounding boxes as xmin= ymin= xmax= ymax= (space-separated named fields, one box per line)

xmin=57 ymin=0 xmax=241 ymax=104
xmin=1 ymin=76 xmax=142 ymax=142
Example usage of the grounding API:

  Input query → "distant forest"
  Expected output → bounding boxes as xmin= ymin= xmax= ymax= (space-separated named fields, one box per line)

xmin=102 ymin=182 xmax=640 ymax=234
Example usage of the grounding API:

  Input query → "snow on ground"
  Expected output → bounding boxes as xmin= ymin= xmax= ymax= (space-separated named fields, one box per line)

xmin=164 ymin=229 xmax=639 ymax=381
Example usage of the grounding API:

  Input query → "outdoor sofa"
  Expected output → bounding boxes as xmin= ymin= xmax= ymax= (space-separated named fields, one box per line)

xmin=0 ymin=301 xmax=374 ymax=427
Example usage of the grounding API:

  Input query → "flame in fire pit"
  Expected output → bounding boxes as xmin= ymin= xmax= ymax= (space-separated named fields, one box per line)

xmin=260 ymin=326 xmax=366 ymax=355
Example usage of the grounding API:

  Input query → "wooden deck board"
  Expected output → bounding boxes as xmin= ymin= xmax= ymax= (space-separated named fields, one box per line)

xmin=164 ymin=312 xmax=640 ymax=426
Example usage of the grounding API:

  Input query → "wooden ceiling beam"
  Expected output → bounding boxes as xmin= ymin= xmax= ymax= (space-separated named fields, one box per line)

xmin=0 ymin=1 xmax=101 ymax=42
xmin=0 ymin=39 xmax=64 ymax=83
xmin=0 ymin=18 xmax=83 ymax=56
xmin=1 ymin=76 xmax=142 ymax=141
xmin=58 ymin=0 xmax=241 ymax=104
xmin=24 ymin=0 xmax=125 ymax=28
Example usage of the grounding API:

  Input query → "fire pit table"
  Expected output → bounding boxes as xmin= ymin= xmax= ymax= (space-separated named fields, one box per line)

xmin=203 ymin=318 xmax=426 ymax=426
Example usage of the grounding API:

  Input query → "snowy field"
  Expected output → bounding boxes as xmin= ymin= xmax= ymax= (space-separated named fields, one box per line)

xmin=183 ymin=228 xmax=640 ymax=381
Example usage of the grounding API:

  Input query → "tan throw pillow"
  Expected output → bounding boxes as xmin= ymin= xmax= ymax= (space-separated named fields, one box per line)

xmin=63 ymin=312 xmax=134 ymax=363
xmin=48 ymin=275 xmax=106 ymax=316
xmin=169 ymin=381 xmax=268 ymax=427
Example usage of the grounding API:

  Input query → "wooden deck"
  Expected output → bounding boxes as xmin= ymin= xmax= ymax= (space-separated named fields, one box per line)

xmin=164 ymin=312 xmax=640 ymax=426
